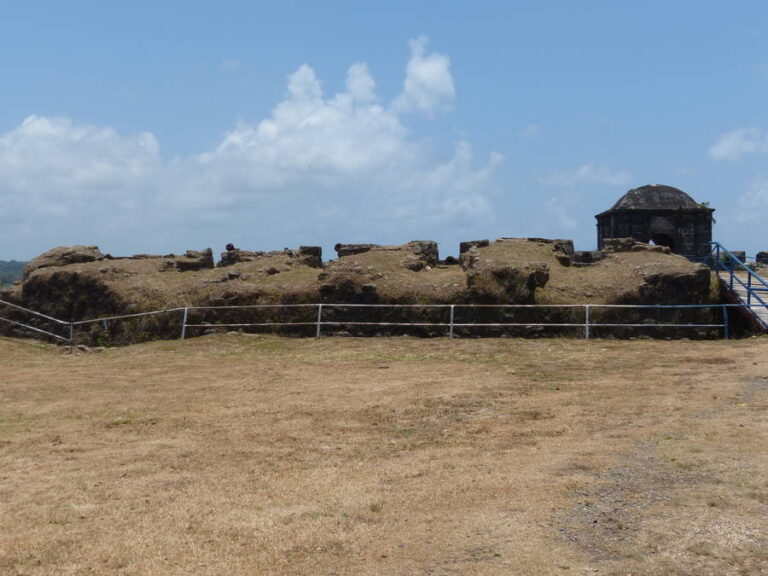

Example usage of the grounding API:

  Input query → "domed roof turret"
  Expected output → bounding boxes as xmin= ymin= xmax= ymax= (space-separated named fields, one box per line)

xmin=610 ymin=184 xmax=701 ymax=210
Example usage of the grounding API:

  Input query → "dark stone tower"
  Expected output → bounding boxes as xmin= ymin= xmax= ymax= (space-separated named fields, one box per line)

xmin=596 ymin=184 xmax=714 ymax=258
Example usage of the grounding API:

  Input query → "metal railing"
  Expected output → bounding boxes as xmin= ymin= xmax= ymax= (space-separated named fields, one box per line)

xmin=4 ymin=242 xmax=764 ymax=344
xmin=180 ymin=302 xmax=734 ymax=339
xmin=709 ymin=242 xmax=768 ymax=328
xmin=0 ymin=299 xmax=750 ymax=344
xmin=685 ymin=252 xmax=762 ymax=264
xmin=0 ymin=299 xmax=72 ymax=342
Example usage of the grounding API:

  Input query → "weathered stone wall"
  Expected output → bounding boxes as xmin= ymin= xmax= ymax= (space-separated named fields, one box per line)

xmin=596 ymin=209 xmax=713 ymax=257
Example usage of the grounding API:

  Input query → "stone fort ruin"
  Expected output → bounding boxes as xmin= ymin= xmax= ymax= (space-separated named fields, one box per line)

xmin=596 ymin=184 xmax=714 ymax=258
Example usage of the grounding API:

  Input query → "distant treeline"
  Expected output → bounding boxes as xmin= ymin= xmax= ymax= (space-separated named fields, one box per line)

xmin=0 ymin=261 xmax=26 ymax=286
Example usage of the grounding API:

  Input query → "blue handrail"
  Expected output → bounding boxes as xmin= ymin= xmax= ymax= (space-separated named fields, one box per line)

xmin=709 ymin=242 xmax=768 ymax=325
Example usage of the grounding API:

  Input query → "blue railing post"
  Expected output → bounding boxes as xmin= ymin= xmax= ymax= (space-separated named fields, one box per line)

xmin=722 ymin=304 xmax=729 ymax=340
xmin=729 ymin=260 xmax=735 ymax=290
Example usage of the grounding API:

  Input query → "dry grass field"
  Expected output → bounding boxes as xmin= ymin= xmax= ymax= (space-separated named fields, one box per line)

xmin=1 ymin=334 xmax=766 ymax=575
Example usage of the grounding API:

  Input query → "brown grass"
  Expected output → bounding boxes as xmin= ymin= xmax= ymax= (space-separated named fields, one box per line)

xmin=1 ymin=335 xmax=766 ymax=575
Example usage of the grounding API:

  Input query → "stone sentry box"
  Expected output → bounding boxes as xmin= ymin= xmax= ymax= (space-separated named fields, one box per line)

xmin=595 ymin=184 xmax=715 ymax=258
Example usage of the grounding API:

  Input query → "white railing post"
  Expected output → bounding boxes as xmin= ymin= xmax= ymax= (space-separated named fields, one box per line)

xmin=180 ymin=307 xmax=188 ymax=340
xmin=316 ymin=304 xmax=323 ymax=337
xmin=449 ymin=304 xmax=455 ymax=338
xmin=584 ymin=304 xmax=590 ymax=339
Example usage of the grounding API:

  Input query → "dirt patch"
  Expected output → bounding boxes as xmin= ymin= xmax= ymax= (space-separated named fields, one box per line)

xmin=558 ymin=378 xmax=768 ymax=575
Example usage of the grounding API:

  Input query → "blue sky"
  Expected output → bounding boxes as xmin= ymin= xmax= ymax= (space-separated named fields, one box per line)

xmin=1 ymin=1 xmax=767 ymax=260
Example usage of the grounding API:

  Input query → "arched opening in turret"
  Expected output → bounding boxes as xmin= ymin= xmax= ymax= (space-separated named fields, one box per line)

xmin=650 ymin=233 xmax=674 ymax=251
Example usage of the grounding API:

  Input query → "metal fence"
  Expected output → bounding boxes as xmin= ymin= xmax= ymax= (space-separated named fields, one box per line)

xmin=0 ymin=299 xmax=746 ymax=344
xmin=0 ymin=299 xmax=72 ymax=342
xmin=180 ymin=302 xmax=734 ymax=339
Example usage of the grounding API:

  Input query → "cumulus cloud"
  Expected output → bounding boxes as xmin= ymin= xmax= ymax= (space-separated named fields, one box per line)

xmin=709 ymin=127 xmax=768 ymax=161
xmin=172 ymin=49 xmax=497 ymax=238
xmin=0 ymin=116 xmax=160 ymax=248
xmin=393 ymin=37 xmax=455 ymax=115
xmin=345 ymin=62 xmax=377 ymax=103
xmin=540 ymin=162 xmax=632 ymax=188
xmin=0 ymin=38 xmax=502 ymax=258
xmin=198 ymin=63 xmax=408 ymax=177
xmin=0 ymin=115 xmax=159 ymax=192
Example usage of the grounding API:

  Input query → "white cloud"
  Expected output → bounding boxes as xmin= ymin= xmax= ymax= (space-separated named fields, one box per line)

xmin=545 ymin=195 xmax=578 ymax=230
xmin=736 ymin=177 xmax=768 ymax=222
xmin=0 ymin=115 xmax=162 ymax=254
xmin=0 ymin=115 xmax=159 ymax=186
xmin=387 ymin=142 xmax=502 ymax=226
xmin=173 ymin=51 xmax=499 ymax=237
xmin=0 ymin=39 xmax=502 ymax=258
xmin=0 ymin=115 xmax=160 ymax=217
xmin=519 ymin=123 xmax=542 ymax=139
xmin=286 ymin=64 xmax=323 ymax=102
xmin=540 ymin=162 xmax=632 ymax=188
xmin=393 ymin=36 xmax=455 ymax=115
xmin=345 ymin=62 xmax=377 ymax=103
xmin=709 ymin=127 xmax=768 ymax=161
xmin=198 ymin=63 xmax=408 ymax=176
